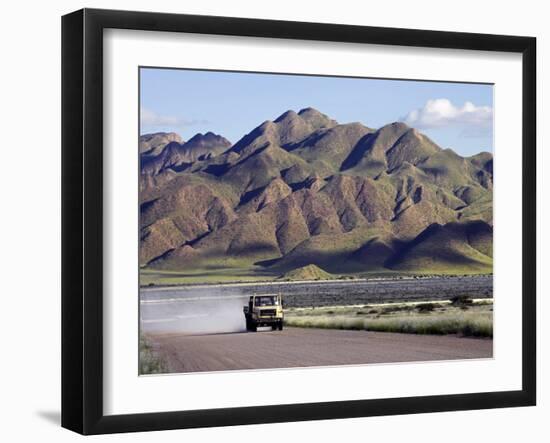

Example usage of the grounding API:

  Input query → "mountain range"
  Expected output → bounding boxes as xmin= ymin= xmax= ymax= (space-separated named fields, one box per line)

xmin=139 ymin=107 xmax=493 ymax=280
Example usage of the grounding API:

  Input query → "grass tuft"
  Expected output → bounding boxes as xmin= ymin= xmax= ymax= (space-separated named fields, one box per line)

xmin=139 ymin=335 xmax=167 ymax=375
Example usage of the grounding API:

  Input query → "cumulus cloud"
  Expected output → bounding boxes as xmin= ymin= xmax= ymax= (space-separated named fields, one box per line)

xmin=402 ymin=99 xmax=493 ymax=131
xmin=140 ymin=107 xmax=209 ymax=128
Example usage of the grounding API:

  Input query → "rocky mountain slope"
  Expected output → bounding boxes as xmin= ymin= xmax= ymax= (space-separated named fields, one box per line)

xmin=139 ymin=107 xmax=493 ymax=278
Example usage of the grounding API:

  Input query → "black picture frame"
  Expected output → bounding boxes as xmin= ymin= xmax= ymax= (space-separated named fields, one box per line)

xmin=62 ymin=8 xmax=537 ymax=435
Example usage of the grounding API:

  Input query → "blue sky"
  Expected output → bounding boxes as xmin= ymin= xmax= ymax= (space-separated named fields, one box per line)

xmin=140 ymin=68 xmax=493 ymax=157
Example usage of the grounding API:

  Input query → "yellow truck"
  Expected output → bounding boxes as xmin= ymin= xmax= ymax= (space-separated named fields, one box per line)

xmin=243 ymin=293 xmax=284 ymax=332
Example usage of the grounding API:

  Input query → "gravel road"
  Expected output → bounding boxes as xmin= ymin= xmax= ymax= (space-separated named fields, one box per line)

xmin=147 ymin=327 xmax=493 ymax=373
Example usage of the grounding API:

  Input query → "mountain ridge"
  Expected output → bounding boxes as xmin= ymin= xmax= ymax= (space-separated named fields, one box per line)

xmin=139 ymin=108 xmax=493 ymax=279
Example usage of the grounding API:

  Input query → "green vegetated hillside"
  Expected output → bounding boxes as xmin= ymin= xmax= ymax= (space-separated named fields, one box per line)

xmin=139 ymin=108 xmax=493 ymax=282
xmin=279 ymin=264 xmax=334 ymax=281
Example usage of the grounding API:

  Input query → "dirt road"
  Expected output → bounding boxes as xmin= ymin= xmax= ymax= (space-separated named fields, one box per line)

xmin=147 ymin=327 xmax=493 ymax=373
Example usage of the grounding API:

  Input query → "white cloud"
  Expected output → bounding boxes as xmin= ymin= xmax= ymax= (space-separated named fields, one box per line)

xmin=140 ymin=107 xmax=208 ymax=128
xmin=402 ymin=99 xmax=493 ymax=130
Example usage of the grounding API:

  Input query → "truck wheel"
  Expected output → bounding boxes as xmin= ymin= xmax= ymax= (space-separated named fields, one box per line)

xmin=279 ymin=321 xmax=283 ymax=331
xmin=271 ymin=325 xmax=277 ymax=331
xmin=251 ymin=323 xmax=257 ymax=332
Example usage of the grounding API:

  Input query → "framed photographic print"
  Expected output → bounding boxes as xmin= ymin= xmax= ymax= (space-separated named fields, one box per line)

xmin=61 ymin=8 xmax=536 ymax=435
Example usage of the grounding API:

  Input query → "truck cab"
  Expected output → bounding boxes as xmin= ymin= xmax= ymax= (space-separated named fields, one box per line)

xmin=243 ymin=294 xmax=284 ymax=332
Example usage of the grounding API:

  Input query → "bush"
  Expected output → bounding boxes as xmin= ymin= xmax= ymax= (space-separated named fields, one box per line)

xmin=450 ymin=294 xmax=473 ymax=306
xmin=416 ymin=303 xmax=436 ymax=313
xmin=381 ymin=305 xmax=408 ymax=315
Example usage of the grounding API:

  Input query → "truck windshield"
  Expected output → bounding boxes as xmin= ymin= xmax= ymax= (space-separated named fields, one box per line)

xmin=256 ymin=296 xmax=278 ymax=306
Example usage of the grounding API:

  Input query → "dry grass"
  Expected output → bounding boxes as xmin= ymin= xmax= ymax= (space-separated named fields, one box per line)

xmin=139 ymin=335 xmax=167 ymax=375
xmin=285 ymin=300 xmax=493 ymax=337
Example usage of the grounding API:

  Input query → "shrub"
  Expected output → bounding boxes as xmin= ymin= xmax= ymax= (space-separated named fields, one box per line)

xmin=450 ymin=294 xmax=473 ymax=306
xmin=416 ymin=303 xmax=436 ymax=313
xmin=381 ymin=305 xmax=408 ymax=315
